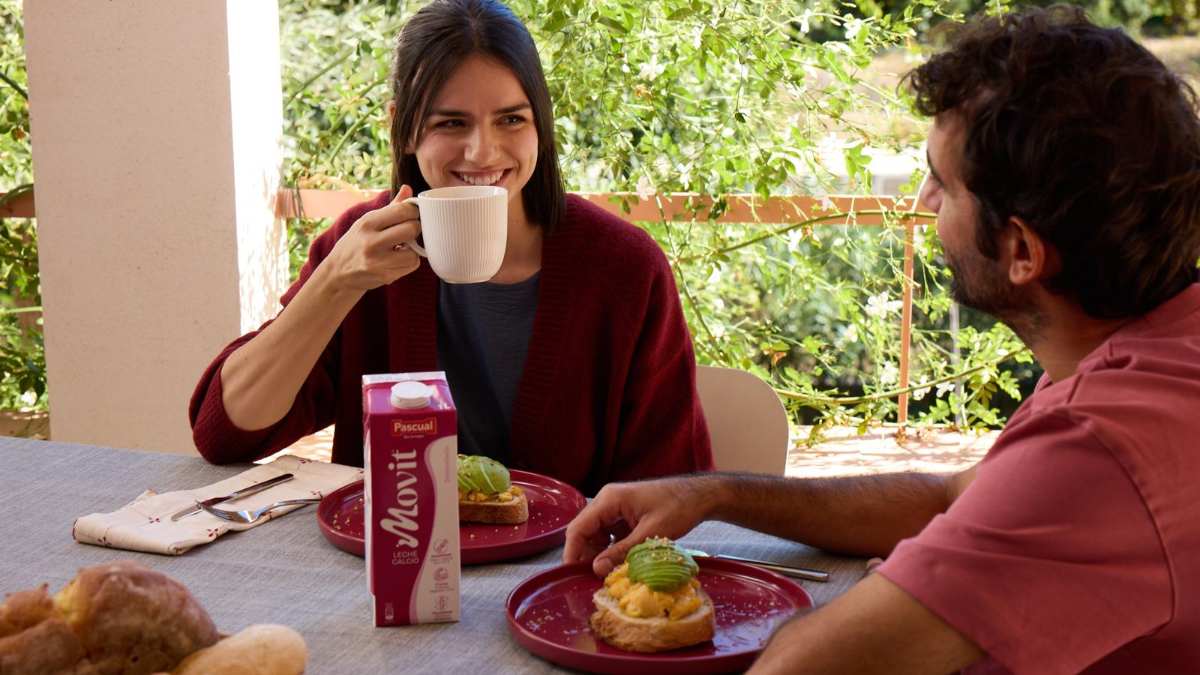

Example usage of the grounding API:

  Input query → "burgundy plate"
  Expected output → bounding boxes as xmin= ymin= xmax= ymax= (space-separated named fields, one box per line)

xmin=316 ymin=479 xmax=366 ymax=556
xmin=506 ymin=558 xmax=813 ymax=674
xmin=316 ymin=470 xmax=587 ymax=564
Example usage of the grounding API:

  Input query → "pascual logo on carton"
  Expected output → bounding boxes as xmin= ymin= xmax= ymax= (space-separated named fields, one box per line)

xmin=393 ymin=418 xmax=436 ymax=435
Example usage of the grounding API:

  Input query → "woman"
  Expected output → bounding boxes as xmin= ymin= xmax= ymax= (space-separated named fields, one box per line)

xmin=189 ymin=0 xmax=711 ymax=495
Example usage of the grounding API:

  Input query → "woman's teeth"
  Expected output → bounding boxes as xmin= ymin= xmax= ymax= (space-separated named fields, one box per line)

xmin=456 ymin=170 xmax=504 ymax=186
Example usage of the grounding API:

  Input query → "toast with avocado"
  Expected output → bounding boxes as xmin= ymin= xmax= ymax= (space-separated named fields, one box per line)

xmin=590 ymin=537 xmax=715 ymax=652
xmin=457 ymin=454 xmax=529 ymax=525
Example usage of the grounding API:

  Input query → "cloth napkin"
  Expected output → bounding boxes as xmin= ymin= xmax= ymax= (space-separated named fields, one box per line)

xmin=72 ymin=455 xmax=363 ymax=556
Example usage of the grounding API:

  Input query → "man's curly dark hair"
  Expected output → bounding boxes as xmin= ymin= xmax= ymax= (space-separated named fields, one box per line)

xmin=906 ymin=5 xmax=1200 ymax=318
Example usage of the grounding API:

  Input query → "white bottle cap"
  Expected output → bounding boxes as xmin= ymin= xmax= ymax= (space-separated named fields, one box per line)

xmin=390 ymin=381 xmax=434 ymax=409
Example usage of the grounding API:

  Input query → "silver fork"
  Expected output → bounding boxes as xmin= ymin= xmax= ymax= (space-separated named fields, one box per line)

xmin=198 ymin=498 xmax=321 ymax=525
xmin=170 ymin=472 xmax=296 ymax=521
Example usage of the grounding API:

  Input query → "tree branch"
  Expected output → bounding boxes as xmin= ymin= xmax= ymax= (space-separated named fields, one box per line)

xmin=0 ymin=69 xmax=28 ymax=101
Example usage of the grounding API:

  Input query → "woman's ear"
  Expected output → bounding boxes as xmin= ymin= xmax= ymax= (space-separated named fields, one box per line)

xmin=1004 ymin=216 xmax=1059 ymax=286
xmin=386 ymin=100 xmax=396 ymax=121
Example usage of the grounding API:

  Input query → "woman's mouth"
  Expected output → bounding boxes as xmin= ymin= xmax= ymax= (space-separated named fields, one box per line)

xmin=452 ymin=169 xmax=510 ymax=187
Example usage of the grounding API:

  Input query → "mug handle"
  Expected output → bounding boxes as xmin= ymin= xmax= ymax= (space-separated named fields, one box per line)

xmin=400 ymin=196 xmax=427 ymax=257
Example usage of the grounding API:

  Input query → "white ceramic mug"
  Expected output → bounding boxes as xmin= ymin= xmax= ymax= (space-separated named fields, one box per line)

xmin=403 ymin=185 xmax=508 ymax=284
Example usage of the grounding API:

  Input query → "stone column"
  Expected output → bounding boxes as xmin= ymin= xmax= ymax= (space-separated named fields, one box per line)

xmin=23 ymin=1 xmax=287 ymax=453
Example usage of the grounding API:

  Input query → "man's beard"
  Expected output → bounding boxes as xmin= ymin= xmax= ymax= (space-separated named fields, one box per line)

xmin=946 ymin=248 xmax=1044 ymax=343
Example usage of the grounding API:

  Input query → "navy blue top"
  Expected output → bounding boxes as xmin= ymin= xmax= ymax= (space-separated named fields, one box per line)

xmin=436 ymin=272 xmax=540 ymax=463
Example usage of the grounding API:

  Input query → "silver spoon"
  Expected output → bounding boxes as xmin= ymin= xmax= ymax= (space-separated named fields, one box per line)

xmin=198 ymin=497 xmax=320 ymax=525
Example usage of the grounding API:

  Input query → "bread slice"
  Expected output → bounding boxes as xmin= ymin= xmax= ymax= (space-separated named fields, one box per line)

xmin=458 ymin=489 xmax=528 ymax=524
xmin=589 ymin=587 xmax=715 ymax=653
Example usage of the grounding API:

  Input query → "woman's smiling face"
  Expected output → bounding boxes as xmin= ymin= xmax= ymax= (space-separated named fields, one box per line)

xmin=413 ymin=54 xmax=539 ymax=208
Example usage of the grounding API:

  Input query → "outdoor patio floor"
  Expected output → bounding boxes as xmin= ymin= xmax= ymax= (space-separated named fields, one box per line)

xmin=273 ymin=424 xmax=996 ymax=477
xmin=1 ymin=411 xmax=994 ymax=476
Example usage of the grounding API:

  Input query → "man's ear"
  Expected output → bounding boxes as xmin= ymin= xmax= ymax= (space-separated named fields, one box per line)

xmin=1004 ymin=216 xmax=1059 ymax=285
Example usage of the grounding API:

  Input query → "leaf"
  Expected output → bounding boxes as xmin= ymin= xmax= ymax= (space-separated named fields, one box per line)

xmin=544 ymin=10 xmax=569 ymax=33
xmin=596 ymin=16 xmax=629 ymax=34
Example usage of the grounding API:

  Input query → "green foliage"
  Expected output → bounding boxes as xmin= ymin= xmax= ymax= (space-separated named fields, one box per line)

xmin=0 ymin=0 xmax=42 ymax=412
xmin=279 ymin=0 xmax=1038 ymax=435
xmin=279 ymin=1 xmax=405 ymax=271
xmin=0 ymin=0 xmax=1194 ymax=430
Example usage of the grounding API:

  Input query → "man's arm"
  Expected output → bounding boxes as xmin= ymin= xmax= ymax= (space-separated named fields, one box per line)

xmin=564 ymin=466 xmax=977 ymax=576
xmin=710 ymin=468 xmax=975 ymax=557
xmin=748 ymin=572 xmax=984 ymax=675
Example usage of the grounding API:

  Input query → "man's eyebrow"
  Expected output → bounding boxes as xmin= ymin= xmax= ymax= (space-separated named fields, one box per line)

xmin=926 ymin=148 xmax=945 ymax=186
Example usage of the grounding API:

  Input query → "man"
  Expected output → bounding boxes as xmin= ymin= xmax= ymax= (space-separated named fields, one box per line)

xmin=564 ymin=7 xmax=1200 ymax=674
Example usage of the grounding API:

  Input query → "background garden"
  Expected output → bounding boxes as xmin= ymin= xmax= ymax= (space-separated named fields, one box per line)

xmin=2 ymin=0 xmax=1198 ymax=442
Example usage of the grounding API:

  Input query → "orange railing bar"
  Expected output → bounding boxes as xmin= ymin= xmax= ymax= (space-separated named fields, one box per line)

xmin=897 ymin=219 xmax=916 ymax=426
xmin=273 ymin=188 xmax=922 ymax=225
xmin=3 ymin=187 xmax=933 ymax=426
xmin=0 ymin=188 xmax=34 ymax=218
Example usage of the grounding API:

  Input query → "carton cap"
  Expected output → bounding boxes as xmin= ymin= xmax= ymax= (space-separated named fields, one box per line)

xmin=390 ymin=381 xmax=434 ymax=409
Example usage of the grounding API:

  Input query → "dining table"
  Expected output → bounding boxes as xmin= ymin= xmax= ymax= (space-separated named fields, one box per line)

xmin=0 ymin=435 xmax=867 ymax=674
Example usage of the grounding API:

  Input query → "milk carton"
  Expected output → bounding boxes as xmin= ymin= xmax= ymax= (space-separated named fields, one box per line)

xmin=363 ymin=372 xmax=460 ymax=626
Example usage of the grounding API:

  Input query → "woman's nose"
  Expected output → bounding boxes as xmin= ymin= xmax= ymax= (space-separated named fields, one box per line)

xmin=464 ymin=126 xmax=500 ymax=164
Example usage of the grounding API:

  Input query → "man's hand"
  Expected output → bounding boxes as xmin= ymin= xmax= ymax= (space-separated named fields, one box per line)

xmin=563 ymin=475 xmax=725 ymax=576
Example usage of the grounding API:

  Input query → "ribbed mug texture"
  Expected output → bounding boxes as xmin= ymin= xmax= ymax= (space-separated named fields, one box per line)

xmin=411 ymin=187 xmax=507 ymax=283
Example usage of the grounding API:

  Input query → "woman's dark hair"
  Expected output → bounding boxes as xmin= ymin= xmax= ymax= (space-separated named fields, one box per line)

xmin=906 ymin=5 xmax=1200 ymax=318
xmin=389 ymin=0 xmax=565 ymax=232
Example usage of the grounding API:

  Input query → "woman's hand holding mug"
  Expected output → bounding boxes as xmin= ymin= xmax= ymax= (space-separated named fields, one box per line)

xmin=323 ymin=185 xmax=424 ymax=293
xmin=323 ymin=183 xmax=508 ymax=294
xmin=401 ymin=185 xmax=508 ymax=284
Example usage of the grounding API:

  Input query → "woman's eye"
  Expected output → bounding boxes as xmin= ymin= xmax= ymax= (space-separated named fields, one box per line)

xmin=434 ymin=119 xmax=464 ymax=129
xmin=501 ymin=115 xmax=527 ymax=126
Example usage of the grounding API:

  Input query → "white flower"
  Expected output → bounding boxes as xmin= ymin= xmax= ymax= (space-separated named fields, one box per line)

xmin=786 ymin=228 xmax=805 ymax=249
xmin=841 ymin=324 xmax=860 ymax=344
xmin=636 ymin=174 xmax=656 ymax=200
xmin=935 ymin=382 xmax=957 ymax=398
xmin=845 ymin=19 xmax=864 ymax=41
xmin=865 ymin=292 xmax=903 ymax=319
xmin=798 ymin=9 xmax=812 ymax=35
xmin=638 ymin=54 xmax=665 ymax=82
xmin=879 ymin=362 xmax=899 ymax=386
xmin=911 ymin=386 xmax=930 ymax=401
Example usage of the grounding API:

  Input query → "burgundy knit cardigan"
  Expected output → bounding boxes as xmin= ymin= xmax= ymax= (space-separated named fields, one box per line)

xmin=189 ymin=193 xmax=713 ymax=495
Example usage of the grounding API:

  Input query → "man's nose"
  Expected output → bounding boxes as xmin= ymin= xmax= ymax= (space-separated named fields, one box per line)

xmin=919 ymin=178 xmax=941 ymax=214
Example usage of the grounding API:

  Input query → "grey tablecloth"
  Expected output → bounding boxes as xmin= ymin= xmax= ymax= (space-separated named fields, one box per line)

xmin=0 ymin=436 xmax=865 ymax=674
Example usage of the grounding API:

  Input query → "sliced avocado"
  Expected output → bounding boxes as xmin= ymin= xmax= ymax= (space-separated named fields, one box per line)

xmin=457 ymin=454 xmax=511 ymax=495
xmin=626 ymin=537 xmax=699 ymax=592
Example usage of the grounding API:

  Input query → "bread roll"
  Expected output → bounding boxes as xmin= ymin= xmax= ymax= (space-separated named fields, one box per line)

xmin=54 ymin=560 xmax=219 ymax=675
xmin=0 ymin=585 xmax=92 ymax=674
xmin=171 ymin=624 xmax=307 ymax=675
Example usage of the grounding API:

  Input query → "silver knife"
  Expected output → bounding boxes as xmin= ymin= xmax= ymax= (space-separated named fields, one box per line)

xmin=684 ymin=548 xmax=830 ymax=583
xmin=169 ymin=472 xmax=295 ymax=522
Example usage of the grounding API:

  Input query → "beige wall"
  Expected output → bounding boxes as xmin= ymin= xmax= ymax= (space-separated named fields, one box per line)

xmin=24 ymin=1 xmax=286 ymax=453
